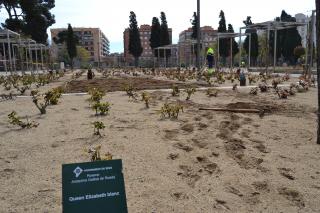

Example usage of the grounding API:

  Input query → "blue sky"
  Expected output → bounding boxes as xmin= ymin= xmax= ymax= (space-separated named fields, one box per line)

xmin=0 ymin=0 xmax=315 ymax=53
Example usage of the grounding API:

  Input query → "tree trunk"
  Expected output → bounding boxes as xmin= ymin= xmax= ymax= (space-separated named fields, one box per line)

xmin=71 ymin=57 xmax=74 ymax=70
xmin=316 ymin=0 xmax=320 ymax=144
xmin=13 ymin=7 xmax=18 ymax=19
xmin=4 ymin=5 xmax=12 ymax=19
xmin=134 ymin=57 xmax=139 ymax=68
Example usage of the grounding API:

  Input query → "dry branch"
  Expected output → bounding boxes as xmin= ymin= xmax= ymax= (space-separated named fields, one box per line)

xmin=199 ymin=108 xmax=262 ymax=114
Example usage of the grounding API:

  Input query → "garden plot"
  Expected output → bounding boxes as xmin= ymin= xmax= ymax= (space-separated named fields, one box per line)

xmin=0 ymin=69 xmax=319 ymax=212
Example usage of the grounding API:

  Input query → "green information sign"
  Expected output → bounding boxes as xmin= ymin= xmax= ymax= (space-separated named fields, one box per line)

xmin=62 ymin=160 xmax=128 ymax=213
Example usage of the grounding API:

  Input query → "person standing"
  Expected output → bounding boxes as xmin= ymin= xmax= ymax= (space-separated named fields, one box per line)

xmin=206 ymin=47 xmax=215 ymax=75
xmin=239 ymin=70 xmax=246 ymax=86
xmin=87 ymin=64 xmax=94 ymax=80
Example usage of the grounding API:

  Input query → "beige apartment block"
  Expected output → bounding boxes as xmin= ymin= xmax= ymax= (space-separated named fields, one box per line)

xmin=123 ymin=24 xmax=172 ymax=66
xmin=51 ymin=27 xmax=109 ymax=63
xmin=178 ymin=26 xmax=217 ymax=66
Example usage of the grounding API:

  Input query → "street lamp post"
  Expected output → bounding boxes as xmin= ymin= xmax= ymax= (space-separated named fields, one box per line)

xmin=196 ymin=0 xmax=201 ymax=71
xmin=98 ymin=40 xmax=101 ymax=69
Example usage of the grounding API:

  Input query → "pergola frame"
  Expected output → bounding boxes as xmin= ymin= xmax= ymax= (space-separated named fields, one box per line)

xmin=154 ymin=44 xmax=179 ymax=68
xmin=26 ymin=43 xmax=48 ymax=73
xmin=0 ymin=28 xmax=49 ymax=74
xmin=179 ymin=39 xmax=204 ymax=68
xmin=155 ymin=40 xmax=213 ymax=68
xmin=18 ymin=38 xmax=37 ymax=73
xmin=0 ymin=29 xmax=19 ymax=74
xmin=214 ymin=32 xmax=251 ymax=70
xmin=239 ymin=21 xmax=308 ymax=73
xmin=154 ymin=33 xmax=251 ymax=70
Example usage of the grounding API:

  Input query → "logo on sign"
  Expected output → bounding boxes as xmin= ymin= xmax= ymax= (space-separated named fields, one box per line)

xmin=73 ymin=166 xmax=83 ymax=178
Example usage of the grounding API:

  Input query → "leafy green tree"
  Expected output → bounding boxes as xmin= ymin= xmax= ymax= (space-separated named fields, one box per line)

xmin=293 ymin=46 xmax=305 ymax=60
xmin=53 ymin=31 xmax=68 ymax=44
xmin=150 ymin=17 xmax=161 ymax=57
xmin=218 ymin=10 xmax=228 ymax=64
xmin=243 ymin=16 xmax=259 ymax=66
xmin=160 ymin=12 xmax=171 ymax=58
xmin=57 ymin=45 xmax=70 ymax=65
xmin=1 ymin=0 xmax=55 ymax=44
xmin=76 ymin=46 xmax=90 ymax=66
xmin=227 ymin=24 xmax=239 ymax=57
xmin=1 ymin=0 xmax=24 ymax=33
xmin=128 ymin=11 xmax=143 ymax=67
xmin=281 ymin=11 xmax=302 ymax=64
xmin=269 ymin=10 xmax=302 ymax=65
xmin=191 ymin=12 xmax=198 ymax=39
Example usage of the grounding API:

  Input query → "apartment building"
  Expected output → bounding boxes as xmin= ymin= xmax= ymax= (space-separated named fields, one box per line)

xmin=123 ymin=24 xmax=172 ymax=66
xmin=51 ymin=27 xmax=110 ymax=63
xmin=178 ymin=26 xmax=217 ymax=66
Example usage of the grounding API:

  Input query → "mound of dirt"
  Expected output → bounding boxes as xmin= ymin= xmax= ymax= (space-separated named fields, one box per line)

xmin=181 ymin=124 xmax=194 ymax=133
xmin=226 ymin=102 xmax=283 ymax=113
xmin=278 ymin=187 xmax=305 ymax=208
xmin=64 ymin=77 xmax=210 ymax=93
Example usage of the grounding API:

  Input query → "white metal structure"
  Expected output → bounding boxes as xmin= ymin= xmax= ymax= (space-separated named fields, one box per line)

xmin=0 ymin=28 xmax=49 ymax=75
xmin=239 ymin=21 xmax=309 ymax=73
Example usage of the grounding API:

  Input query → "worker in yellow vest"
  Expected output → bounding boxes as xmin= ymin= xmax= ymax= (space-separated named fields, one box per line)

xmin=206 ymin=48 xmax=215 ymax=75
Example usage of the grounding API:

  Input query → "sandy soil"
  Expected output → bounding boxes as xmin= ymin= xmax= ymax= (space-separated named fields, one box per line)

xmin=0 ymin=72 xmax=320 ymax=212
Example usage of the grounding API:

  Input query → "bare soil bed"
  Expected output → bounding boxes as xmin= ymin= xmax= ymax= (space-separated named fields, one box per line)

xmin=64 ymin=77 xmax=211 ymax=93
xmin=0 ymin=73 xmax=319 ymax=212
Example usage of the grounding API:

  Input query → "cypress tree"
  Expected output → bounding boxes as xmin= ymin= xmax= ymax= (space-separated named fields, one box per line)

xmin=269 ymin=18 xmax=284 ymax=62
xmin=269 ymin=10 xmax=302 ymax=65
xmin=150 ymin=17 xmax=161 ymax=57
xmin=191 ymin=12 xmax=200 ymax=56
xmin=227 ymin=24 xmax=239 ymax=57
xmin=281 ymin=11 xmax=302 ymax=64
xmin=218 ymin=10 xmax=228 ymax=65
xmin=160 ymin=12 xmax=171 ymax=58
xmin=191 ymin=12 xmax=198 ymax=40
xmin=66 ymin=24 xmax=77 ymax=69
xmin=243 ymin=16 xmax=259 ymax=66
xmin=129 ymin=11 xmax=143 ymax=67
xmin=52 ymin=25 xmax=78 ymax=67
